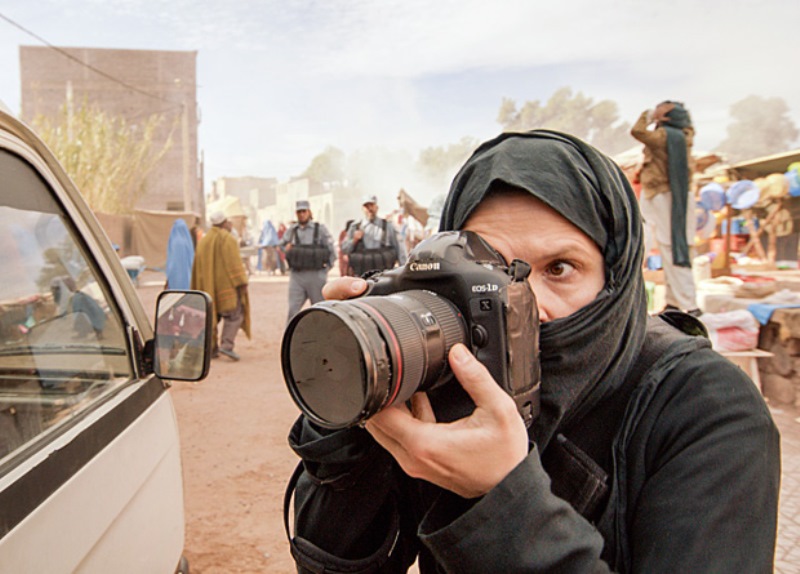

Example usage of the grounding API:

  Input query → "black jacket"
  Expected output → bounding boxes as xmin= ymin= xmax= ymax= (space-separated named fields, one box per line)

xmin=286 ymin=318 xmax=780 ymax=573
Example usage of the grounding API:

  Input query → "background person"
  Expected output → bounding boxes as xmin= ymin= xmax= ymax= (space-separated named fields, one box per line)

xmin=189 ymin=215 xmax=204 ymax=249
xmin=257 ymin=218 xmax=281 ymax=275
xmin=286 ymin=130 xmax=780 ymax=573
xmin=276 ymin=222 xmax=288 ymax=275
xmin=337 ymin=218 xmax=354 ymax=278
xmin=631 ymin=100 xmax=700 ymax=315
xmin=165 ymin=218 xmax=194 ymax=290
xmin=280 ymin=200 xmax=335 ymax=323
xmin=50 ymin=275 xmax=107 ymax=339
xmin=341 ymin=194 xmax=407 ymax=276
xmin=191 ymin=210 xmax=250 ymax=361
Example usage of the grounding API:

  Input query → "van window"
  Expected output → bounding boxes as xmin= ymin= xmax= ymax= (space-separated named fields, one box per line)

xmin=0 ymin=149 xmax=131 ymax=466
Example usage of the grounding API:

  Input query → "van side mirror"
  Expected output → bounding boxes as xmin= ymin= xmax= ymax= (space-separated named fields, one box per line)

xmin=153 ymin=290 xmax=213 ymax=381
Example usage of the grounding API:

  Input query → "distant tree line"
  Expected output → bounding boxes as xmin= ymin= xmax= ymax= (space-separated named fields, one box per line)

xmin=496 ymin=87 xmax=633 ymax=156
xmin=33 ymin=87 xmax=798 ymax=214
xmin=715 ymin=95 xmax=799 ymax=162
xmin=303 ymin=88 xmax=799 ymax=201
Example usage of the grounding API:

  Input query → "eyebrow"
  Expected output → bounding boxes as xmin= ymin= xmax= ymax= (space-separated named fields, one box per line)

xmin=530 ymin=238 xmax=600 ymax=262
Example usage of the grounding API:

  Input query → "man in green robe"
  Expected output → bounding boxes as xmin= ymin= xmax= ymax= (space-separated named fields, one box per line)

xmin=191 ymin=211 xmax=251 ymax=361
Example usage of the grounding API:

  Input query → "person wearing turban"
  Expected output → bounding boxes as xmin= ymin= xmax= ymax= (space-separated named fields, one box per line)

xmin=191 ymin=211 xmax=250 ymax=361
xmin=632 ymin=101 xmax=700 ymax=315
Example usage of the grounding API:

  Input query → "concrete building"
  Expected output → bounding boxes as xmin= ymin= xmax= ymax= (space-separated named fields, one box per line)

xmin=211 ymin=175 xmax=277 ymax=227
xmin=257 ymin=178 xmax=362 ymax=240
xmin=211 ymin=176 xmax=277 ymax=208
xmin=19 ymin=45 xmax=202 ymax=214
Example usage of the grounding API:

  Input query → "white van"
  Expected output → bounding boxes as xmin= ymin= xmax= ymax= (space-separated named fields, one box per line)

xmin=0 ymin=108 xmax=211 ymax=572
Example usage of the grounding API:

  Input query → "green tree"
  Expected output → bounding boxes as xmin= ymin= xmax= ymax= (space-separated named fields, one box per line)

xmin=32 ymin=101 xmax=174 ymax=215
xmin=716 ymin=95 xmax=799 ymax=162
xmin=416 ymin=136 xmax=479 ymax=188
xmin=497 ymin=87 xmax=632 ymax=155
xmin=303 ymin=146 xmax=346 ymax=183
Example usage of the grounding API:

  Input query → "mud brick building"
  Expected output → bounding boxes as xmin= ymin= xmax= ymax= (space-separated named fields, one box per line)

xmin=19 ymin=45 xmax=202 ymax=214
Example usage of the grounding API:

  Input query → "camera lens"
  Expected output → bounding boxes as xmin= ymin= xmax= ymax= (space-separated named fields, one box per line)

xmin=281 ymin=290 xmax=467 ymax=429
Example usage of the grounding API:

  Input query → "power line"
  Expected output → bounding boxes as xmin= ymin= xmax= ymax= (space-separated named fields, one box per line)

xmin=0 ymin=11 xmax=183 ymax=110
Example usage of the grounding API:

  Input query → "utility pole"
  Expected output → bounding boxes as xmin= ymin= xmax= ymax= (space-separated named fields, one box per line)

xmin=182 ymin=100 xmax=192 ymax=213
xmin=175 ymin=76 xmax=193 ymax=213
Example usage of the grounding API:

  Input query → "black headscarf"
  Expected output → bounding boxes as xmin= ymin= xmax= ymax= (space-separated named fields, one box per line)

xmin=660 ymin=101 xmax=693 ymax=267
xmin=440 ymin=130 xmax=648 ymax=449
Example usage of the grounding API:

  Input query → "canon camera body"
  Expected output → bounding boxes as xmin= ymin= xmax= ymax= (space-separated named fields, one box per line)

xmin=281 ymin=230 xmax=541 ymax=429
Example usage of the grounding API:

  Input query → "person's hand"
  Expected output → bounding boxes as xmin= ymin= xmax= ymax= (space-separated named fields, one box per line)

xmin=284 ymin=243 xmax=293 ymax=252
xmin=353 ymin=229 xmax=365 ymax=242
xmin=364 ymin=343 xmax=529 ymax=499
xmin=321 ymin=276 xmax=368 ymax=301
xmin=653 ymin=102 xmax=675 ymax=123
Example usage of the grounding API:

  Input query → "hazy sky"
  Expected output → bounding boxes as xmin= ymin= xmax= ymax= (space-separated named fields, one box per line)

xmin=1 ymin=0 xmax=798 ymax=199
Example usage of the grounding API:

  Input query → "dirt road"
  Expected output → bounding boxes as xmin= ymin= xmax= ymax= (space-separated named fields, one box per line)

xmin=138 ymin=272 xmax=299 ymax=573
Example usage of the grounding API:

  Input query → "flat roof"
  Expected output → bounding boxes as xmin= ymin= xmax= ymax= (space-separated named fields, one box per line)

xmin=730 ymin=149 xmax=800 ymax=177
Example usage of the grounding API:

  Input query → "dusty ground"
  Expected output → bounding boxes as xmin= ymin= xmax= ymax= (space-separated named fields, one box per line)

xmin=135 ymin=269 xmax=800 ymax=573
xmin=137 ymin=271 xmax=299 ymax=573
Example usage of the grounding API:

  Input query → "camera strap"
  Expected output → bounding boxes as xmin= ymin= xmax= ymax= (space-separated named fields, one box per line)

xmin=541 ymin=342 xmax=659 ymax=522
xmin=283 ymin=460 xmax=402 ymax=574
xmin=541 ymin=312 xmax=708 ymax=522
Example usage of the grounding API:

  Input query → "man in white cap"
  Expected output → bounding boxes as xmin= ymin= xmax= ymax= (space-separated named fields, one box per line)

xmin=280 ymin=200 xmax=336 ymax=323
xmin=191 ymin=210 xmax=250 ymax=360
xmin=341 ymin=194 xmax=407 ymax=276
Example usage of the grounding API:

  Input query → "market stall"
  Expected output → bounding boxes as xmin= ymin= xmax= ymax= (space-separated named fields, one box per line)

xmin=696 ymin=149 xmax=800 ymax=275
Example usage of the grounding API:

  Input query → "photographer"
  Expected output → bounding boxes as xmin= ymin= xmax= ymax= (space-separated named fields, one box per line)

xmin=286 ymin=131 xmax=780 ymax=573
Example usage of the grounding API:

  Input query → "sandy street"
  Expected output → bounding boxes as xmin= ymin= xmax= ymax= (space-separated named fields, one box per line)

xmin=137 ymin=272 xmax=300 ymax=573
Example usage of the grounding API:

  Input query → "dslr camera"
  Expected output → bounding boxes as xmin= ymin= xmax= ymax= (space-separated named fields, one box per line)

xmin=281 ymin=230 xmax=541 ymax=429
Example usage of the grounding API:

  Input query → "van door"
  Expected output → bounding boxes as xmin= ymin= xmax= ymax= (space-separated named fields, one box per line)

xmin=0 ymin=130 xmax=187 ymax=572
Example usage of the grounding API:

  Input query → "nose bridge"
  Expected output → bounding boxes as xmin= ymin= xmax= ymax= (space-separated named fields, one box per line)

xmin=527 ymin=274 xmax=549 ymax=322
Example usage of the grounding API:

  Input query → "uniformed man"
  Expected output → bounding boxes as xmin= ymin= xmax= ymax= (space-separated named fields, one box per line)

xmin=280 ymin=200 xmax=336 ymax=323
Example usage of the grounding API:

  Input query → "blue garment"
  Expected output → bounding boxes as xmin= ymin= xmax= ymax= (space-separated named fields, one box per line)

xmin=259 ymin=220 xmax=280 ymax=247
xmin=747 ymin=303 xmax=800 ymax=325
xmin=166 ymin=219 xmax=195 ymax=290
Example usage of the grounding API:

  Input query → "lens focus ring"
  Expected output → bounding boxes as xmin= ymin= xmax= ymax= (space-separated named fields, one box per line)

xmin=358 ymin=290 xmax=466 ymax=406
xmin=405 ymin=290 xmax=466 ymax=355
xmin=355 ymin=297 xmax=426 ymax=401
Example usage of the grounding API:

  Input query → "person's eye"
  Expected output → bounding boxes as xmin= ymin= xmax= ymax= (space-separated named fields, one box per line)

xmin=546 ymin=260 xmax=576 ymax=278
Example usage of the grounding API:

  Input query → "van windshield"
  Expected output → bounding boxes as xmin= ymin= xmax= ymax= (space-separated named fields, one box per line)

xmin=0 ymin=149 xmax=131 ymax=465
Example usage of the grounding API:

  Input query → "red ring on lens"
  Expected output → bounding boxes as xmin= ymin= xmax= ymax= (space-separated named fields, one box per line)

xmin=360 ymin=301 xmax=404 ymax=406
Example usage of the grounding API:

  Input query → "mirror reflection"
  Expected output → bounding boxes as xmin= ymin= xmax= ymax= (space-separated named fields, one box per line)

xmin=154 ymin=291 xmax=211 ymax=381
xmin=0 ymin=150 xmax=132 ymax=466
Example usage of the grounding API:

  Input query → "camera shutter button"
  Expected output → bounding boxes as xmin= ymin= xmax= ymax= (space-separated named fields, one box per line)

xmin=471 ymin=325 xmax=489 ymax=347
